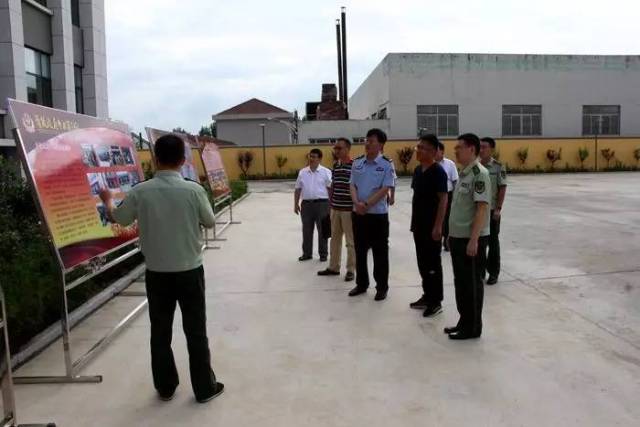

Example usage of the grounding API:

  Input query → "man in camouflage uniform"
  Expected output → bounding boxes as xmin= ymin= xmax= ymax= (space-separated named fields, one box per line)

xmin=479 ymin=137 xmax=507 ymax=285
xmin=445 ymin=133 xmax=491 ymax=340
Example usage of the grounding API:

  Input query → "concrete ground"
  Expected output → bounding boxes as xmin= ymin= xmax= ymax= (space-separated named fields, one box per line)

xmin=10 ymin=173 xmax=640 ymax=426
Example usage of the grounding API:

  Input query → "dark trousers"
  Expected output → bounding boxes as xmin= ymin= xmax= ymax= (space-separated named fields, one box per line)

xmin=145 ymin=266 xmax=217 ymax=400
xmin=442 ymin=192 xmax=453 ymax=246
xmin=450 ymin=237 xmax=489 ymax=336
xmin=484 ymin=211 xmax=501 ymax=279
xmin=301 ymin=200 xmax=329 ymax=258
xmin=352 ymin=213 xmax=389 ymax=291
xmin=413 ymin=231 xmax=443 ymax=306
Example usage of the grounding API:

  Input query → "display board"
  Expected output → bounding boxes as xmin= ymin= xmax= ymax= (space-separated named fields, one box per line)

xmin=8 ymin=99 xmax=143 ymax=270
xmin=201 ymin=142 xmax=231 ymax=198
xmin=145 ymin=127 xmax=199 ymax=181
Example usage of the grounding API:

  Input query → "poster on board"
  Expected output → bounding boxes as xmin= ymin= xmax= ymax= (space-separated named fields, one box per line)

xmin=201 ymin=142 xmax=231 ymax=199
xmin=7 ymin=99 xmax=144 ymax=270
xmin=145 ymin=127 xmax=199 ymax=181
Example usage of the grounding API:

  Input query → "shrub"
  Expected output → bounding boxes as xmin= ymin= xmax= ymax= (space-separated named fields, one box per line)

xmin=237 ymin=151 xmax=254 ymax=178
xmin=516 ymin=147 xmax=529 ymax=166
xmin=546 ymin=148 xmax=562 ymax=170
xmin=141 ymin=160 xmax=154 ymax=180
xmin=634 ymin=148 xmax=640 ymax=165
xmin=601 ymin=148 xmax=615 ymax=169
xmin=396 ymin=147 xmax=414 ymax=174
xmin=578 ymin=147 xmax=590 ymax=170
xmin=275 ymin=154 xmax=288 ymax=175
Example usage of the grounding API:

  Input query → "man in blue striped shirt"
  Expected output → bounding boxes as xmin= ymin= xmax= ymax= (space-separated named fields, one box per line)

xmin=318 ymin=138 xmax=355 ymax=282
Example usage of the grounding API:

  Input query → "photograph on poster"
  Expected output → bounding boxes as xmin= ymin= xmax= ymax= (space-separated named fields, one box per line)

xmin=121 ymin=146 xmax=135 ymax=165
xmin=105 ymin=172 xmax=119 ymax=189
xmin=96 ymin=145 xmax=112 ymax=167
xmin=129 ymin=171 xmax=141 ymax=186
xmin=117 ymin=171 xmax=132 ymax=192
xmin=81 ymin=144 xmax=99 ymax=167
xmin=87 ymin=173 xmax=108 ymax=196
xmin=111 ymin=146 xmax=125 ymax=166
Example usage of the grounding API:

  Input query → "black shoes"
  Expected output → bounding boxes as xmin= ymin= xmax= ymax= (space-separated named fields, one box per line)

xmin=196 ymin=382 xmax=225 ymax=403
xmin=348 ymin=286 xmax=367 ymax=297
xmin=298 ymin=255 xmax=312 ymax=262
xmin=486 ymin=276 xmax=498 ymax=285
xmin=374 ymin=289 xmax=388 ymax=301
xmin=448 ymin=331 xmax=481 ymax=340
xmin=423 ymin=305 xmax=443 ymax=318
xmin=409 ymin=295 xmax=428 ymax=310
xmin=317 ymin=268 xmax=340 ymax=276
xmin=158 ymin=389 xmax=176 ymax=402
xmin=443 ymin=326 xmax=459 ymax=334
xmin=345 ymin=272 xmax=355 ymax=282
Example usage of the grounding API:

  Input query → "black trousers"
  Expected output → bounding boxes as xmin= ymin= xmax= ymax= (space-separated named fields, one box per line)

xmin=484 ymin=211 xmax=501 ymax=278
xmin=301 ymin=200 xmax=329 ymax=258
xmin=145 ymin=266 xmax=217 ymax=400
xmin=450 ymin=237 xmax=489 ymax=336
xmin=352 ymin=213 xmax=389 ymax=291
xmin=412 ymin=231 xmax=443 ymax=306
xmin=442 ymin=192 xmax=453 ymax=245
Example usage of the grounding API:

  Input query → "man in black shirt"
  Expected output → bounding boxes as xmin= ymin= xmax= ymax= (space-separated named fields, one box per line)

xmin=409 ymin=134 xmax=449 ymax=317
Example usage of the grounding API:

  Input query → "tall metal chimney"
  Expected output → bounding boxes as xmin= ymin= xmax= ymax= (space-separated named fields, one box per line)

xmin=341 ymin=6 xmax=348 ymax=118
xmin=335 ymin=19 xmax=344 ymax=103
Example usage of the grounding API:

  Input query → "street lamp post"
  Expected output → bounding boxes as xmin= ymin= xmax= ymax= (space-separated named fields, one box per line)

xmin=260 ymin=123 xmax=266 ymax=176
xmin=594 ymin=116 xmax=601 ymax=171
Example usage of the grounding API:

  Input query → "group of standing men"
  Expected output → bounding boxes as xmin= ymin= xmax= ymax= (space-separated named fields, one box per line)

xmin=294 ymin=129 xmax=507 ymax=340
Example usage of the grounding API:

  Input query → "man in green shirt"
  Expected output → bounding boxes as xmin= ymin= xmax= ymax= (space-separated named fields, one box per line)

xmin=480 ymin=137 xmax=508 ymax=285
xmin=99 ymin=134 xmax=224 ymax=403
xmin=445 ymin=133 xmax=491 ymax=340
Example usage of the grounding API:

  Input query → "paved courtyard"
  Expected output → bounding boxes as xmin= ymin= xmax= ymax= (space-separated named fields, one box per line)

xmin=11 ymin=173 xmax=640 ymax=426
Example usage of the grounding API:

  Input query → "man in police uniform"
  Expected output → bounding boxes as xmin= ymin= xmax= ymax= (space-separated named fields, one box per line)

xmin=349 ymin=128 xmax=395 ymax=301
xmin=445 ymin=133 xmax=491 ymax=340
xmin=479 ymin=137 xmax=507 ymax=285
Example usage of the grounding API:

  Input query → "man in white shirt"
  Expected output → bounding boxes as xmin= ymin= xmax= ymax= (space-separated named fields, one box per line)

xmin=436 ymin=142 xmax=459 ymax=251
xmin=294 ymin=148 xmax=332 ymax=262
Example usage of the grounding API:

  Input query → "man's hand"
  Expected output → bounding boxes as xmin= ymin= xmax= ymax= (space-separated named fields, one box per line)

xmin=431 ymin=226 xmax=442 ymax=242
xmin=493 ymin=208 xmax=502 ymax=221
xmin=98 ymin=188 xmax=112 ymax=206
xmin=388 ymin=194 xmax=395 ymax=206
xmin=294 ymin=204 xmax=301 ymax=215
xmin=355 ymin=201 xmax=367 ymax=215
xmin=466 ymin=238 xmax=478 ymax=257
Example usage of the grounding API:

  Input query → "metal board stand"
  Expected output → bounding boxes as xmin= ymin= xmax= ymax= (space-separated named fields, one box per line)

xmin=1 ymin=284 xmax=56 ymax=426
xmin=11 ymin=128 xmax=148 ymax=385
xmin=211 ymin=193 xmax=241 ymax=242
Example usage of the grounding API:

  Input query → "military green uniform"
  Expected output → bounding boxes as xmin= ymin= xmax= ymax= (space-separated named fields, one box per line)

xmin=448 ymin=159 xmax=491 ymax=337
xmin=482 ymin=158 xmax=508 ymax=281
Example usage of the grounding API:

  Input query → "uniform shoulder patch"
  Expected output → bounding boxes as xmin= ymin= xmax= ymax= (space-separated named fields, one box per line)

xmin=474 ymin=180 xmax=486 ymax=194
xmin=184 ymin=177 xmax=205 ymax=188
xmin=381 ymin=155 xmax=392 ymax=162
xmin=472 ymin=165 xmax=480 ymax=175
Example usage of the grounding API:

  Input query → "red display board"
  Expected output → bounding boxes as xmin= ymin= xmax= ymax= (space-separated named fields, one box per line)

xmin=201 ymin=142 xmax=231 ymax=198
xmin=145 ymin=127 xmax=199 ymax=181
xmin=8 ymin=99 xmax=143 ymax=270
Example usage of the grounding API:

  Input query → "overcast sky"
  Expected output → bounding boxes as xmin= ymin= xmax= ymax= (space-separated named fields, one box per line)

xmin=105 ymin=0 xmax=639 ymax=134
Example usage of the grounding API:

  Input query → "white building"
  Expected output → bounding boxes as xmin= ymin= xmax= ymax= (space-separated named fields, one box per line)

xmin=1 ymin=0 xmax=108 ymax=157
xmin=349 ymin=53 xmax=640 ymax=140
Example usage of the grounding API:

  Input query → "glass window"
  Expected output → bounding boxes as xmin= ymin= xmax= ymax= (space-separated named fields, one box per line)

xmin=417 ymin=105 xmax=458 ymax=136
xmin=71 ymin=0 xmax=80 ymax=26
xmin=582 ymin=105 xmax=620 ymax=135
xmin=24 ymin=47 xmax=52 ymax=107
xmin=502 ymin=105 xmax=542 ymax=136
xmin=74 ymin=66 xmax=84 ymax=114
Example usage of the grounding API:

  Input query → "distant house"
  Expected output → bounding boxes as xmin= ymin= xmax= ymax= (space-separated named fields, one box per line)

xmin=213 ymin=98 xmax=294 ymax=146
xmin=197 ymin=135 xmax=236 ymax=147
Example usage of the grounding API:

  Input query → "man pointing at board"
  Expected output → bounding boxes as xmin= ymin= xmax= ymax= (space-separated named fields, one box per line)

xmin=99 ymin=134 xmax=224 ymax=403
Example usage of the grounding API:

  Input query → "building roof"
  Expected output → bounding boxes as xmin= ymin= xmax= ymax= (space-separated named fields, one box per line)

xmin=213 ymin=98 xmax=292 ymax=120
xmin=197 ymin=135 xmax=237 ymax=147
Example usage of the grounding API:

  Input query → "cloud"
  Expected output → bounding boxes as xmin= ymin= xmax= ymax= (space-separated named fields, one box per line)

xmin=105 ymin=0 xmax=640 ymax=133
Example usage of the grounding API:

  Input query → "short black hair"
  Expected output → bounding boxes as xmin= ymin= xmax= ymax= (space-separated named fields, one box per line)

xmin=309 ymin=148 xmax=323 ymax=159
xmin=155 ymin=134 xmax=185 ymax=167
xmin=480 ymin=137 xmax=497 ymax=149
xmin=437 ymin=141 xmax=445 ymax=151
xmin=419 ymin=134 xmax=440 ymax=150
xmin=457 ymin=133 xmax=481 ymax=156
xmin=336 ymin=137 xmax=352 ymax=148
xmin=366 ymin=128 xmax=387 ymax=144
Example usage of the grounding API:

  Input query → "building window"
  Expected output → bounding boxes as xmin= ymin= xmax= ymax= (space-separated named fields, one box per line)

xmin=25 ymin=47 xmax=52 ymax=107
xmin=417 ymin=105 xmax=458 ymax=137
xmin=502 ymin=105 xmax=542 ymax=136
xmin=71 ymin=0 xmax=80 ymax=26
xmin=582 ymin=105 xmax=620 ymax=135
xmin=74 ymin=66 xmax=84 ymax=114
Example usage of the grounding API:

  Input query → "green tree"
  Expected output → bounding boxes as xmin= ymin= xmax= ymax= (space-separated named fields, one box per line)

xmin=198 ymin=122 xmax=217 ymax=138
xmin=578 ymin=147 xmax=590 ymax=170
xmin=172 ymin=127 xmax=188 ymax=134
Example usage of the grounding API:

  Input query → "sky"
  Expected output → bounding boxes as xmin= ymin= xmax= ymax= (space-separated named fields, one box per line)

xmin=105 ymin=0 xmax=639 ymax=134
